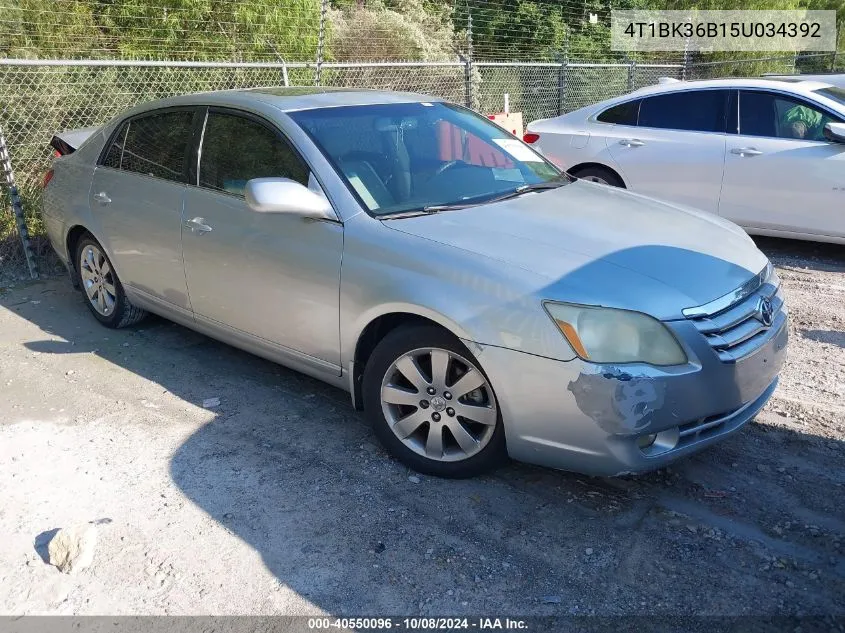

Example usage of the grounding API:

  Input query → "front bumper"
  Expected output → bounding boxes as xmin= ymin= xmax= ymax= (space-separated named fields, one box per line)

xmin=472 ymin=311 xmax=788 ymax=476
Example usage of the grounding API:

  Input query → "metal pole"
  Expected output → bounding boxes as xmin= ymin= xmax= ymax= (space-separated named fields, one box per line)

xmin=314 ymin=0 xmax=328 ymax=86
xmin=681 ymin=38 xmax=691 ymax=81
xmin=627 ymin=59 xmax=636 ymax=92
xmin=464 ymin=10 xmax=474 ymax=109
xmin=282 ymin=60 xmax=290 ymax=87
xmin=0 ymin=126 xmax=38 ymax=279
xmin=558 ymin=60 xmax=568 ymax=115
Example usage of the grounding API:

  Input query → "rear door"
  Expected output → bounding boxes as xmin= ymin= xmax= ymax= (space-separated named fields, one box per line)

xmin=89 ymin=108 xmax=198 ymax=312
xmin=605 ymin=89 xmax=729 ymax=213
xmin=718 ymin=89 xmax=845 ymax=238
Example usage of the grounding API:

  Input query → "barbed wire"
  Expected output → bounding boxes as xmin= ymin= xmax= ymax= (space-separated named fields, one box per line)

xmin=0 ymin=0 xmax=691 ymax=63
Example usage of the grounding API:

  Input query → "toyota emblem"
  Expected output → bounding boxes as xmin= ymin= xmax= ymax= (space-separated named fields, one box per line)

xmin=756 ymin=297 xmax=774 ymax=327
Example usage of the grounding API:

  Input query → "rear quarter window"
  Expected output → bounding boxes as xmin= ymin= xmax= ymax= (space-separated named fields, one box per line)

xmin=596 ymin=100 xmax=640 ymax=125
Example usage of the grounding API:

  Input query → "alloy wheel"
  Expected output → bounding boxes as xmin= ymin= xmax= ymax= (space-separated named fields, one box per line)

xmin=79 ymin=244 xmax=117 ymax=316
xmin=380 ymin=347 xmax=497 ymax=462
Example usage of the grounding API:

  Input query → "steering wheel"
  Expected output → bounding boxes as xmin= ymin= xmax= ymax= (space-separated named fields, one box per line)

xmin=433 ymin=159 xmax=464 ymax=178
xmin=341 ymin=151 xmax=394 ymax=187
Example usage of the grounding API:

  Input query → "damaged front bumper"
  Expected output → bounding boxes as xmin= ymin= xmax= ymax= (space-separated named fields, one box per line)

xmin=472 ymin=310 xmax=788 ymax=476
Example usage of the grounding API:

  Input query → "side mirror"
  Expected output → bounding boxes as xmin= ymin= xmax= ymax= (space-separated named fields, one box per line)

xmin=823 ymin=122 xmax=845 ymax=144
xmin=244 ymin=177 xmax=336 ymax=220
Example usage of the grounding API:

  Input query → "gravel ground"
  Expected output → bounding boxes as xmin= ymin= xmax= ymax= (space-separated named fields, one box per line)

xmin=0 ymin=236 xmax=843 ymax=618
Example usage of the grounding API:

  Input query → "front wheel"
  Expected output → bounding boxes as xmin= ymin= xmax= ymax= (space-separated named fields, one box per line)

xmin=362 ymin=325 xmax=507 ymax=478
xmin=571 ymin=166 xmax=625 ymax=188
xmin=75 ymin=235 xmax=147 ymax=328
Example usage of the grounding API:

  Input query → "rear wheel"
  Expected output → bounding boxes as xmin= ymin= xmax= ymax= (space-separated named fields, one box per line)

xmin=75 ymin=235 xmax=147 ymax=329
xmin=363 ymin=325 xmax=507 ymax=478
xmin=571 ymin=165 xmax=625 ymax=188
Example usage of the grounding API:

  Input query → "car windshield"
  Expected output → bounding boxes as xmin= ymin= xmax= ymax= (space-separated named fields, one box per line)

xmin=814 ymin=86 xmax=845 ymax=108
xmin=289 ymin=102 xmax=565 ymax=216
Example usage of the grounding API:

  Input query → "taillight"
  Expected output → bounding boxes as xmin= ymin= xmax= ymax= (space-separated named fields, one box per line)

xmin=43 ymin=169 xmax=54 ymax=188
xmin=523 ymin=132 xmax=540 ymax=144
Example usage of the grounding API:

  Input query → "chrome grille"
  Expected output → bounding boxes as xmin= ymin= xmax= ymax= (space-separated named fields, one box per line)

xmin=684 ymin=266 xmax=786 ymax=363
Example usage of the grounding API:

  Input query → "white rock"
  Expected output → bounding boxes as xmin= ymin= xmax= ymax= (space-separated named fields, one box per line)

xmin=408 ymin=475 xmax=420 ymax=484
xmin=202 ymin=397 xmax=221 ymax=408
xmin=47 ymin=523 xmax=98 ymax=573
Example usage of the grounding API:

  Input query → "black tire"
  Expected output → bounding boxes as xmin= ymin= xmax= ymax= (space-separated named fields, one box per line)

xmin=74 ymin=234 xmax=148 ymax=329
xmin=571 ymin=165 xmax=625 ymax=188
xmin=362 ymin=324 xmax=507 ymax=478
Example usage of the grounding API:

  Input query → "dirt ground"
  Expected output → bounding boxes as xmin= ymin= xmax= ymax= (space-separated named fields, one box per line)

xmin=0 ymin=236 xmax=843 ymax=618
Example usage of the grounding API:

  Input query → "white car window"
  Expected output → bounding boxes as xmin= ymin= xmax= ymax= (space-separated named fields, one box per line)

xmin=638 ymin=90 xmax=728 ymax=133
xmin=739 ymin=91 xmax=841 ymax=141
xmin=596 ymin=100 xmax=640 ymax=125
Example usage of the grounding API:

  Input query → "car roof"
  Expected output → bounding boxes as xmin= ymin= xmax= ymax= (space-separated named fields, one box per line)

xmin=122 ymin=87 xmax=444 ymax=117
xmin=629 ymin=77 xmax=837 ymax=98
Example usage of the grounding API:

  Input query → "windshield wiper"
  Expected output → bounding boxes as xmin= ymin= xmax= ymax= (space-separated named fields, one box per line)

xmin=421 ymin=180 xmax=568 ymax=213
xmin=380 ymin=178 xmax=569 ymax=218
xmin=495 ymin=179 xmax=568 ymax=200
xmin=379 ymin=208 xmax=443 ymax=220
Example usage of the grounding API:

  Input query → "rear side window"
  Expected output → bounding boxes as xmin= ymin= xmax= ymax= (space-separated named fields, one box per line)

xmin=198 ymin=112 xmax=309 ymax=196
xmin=115 ymin=110 xmax=194 ymax=182
xmin=596 ymin=100 xmax=640 ymax=125
xmin=638 ymin=90 xmax=727 ymax=133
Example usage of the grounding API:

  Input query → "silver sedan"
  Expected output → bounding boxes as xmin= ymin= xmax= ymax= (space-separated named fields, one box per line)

xmin=42 ymin=88 xmax=787 ymax=478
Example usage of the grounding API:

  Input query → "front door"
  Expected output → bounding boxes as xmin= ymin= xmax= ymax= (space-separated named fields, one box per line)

xmin=180 ymin=108 xmax=343 ymax=367
xmin=719 ymin=90 xmax=845 ymax=239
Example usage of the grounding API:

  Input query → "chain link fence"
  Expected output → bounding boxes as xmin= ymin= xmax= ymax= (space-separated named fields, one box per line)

xmin=1 ymin=51 xmax=843 ymax=281
xmin=686 ymin=52 xmax=844 ymax=79
xmin=0 ymin=57 xmax=689 ymax=281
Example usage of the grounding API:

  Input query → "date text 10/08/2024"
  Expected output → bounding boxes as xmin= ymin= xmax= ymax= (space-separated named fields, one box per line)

xmin=307 ymin=617 xmax=529 ymax=630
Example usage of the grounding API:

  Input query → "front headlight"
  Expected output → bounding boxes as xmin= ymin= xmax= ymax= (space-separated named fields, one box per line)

xmin=543 ymin=302 xmax=687 ymax=366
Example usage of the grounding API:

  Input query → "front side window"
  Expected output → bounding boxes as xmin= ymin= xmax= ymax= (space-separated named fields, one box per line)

xmin=119 ymin=110 xmax=194 ymax=182
xmin=596 ymin=100 xmax=640 ymax=125
xmin=198 ymin=112 xmax=309 ymax=196
xmin=638 ymin=90 xmax=727 ymax=133
xmin=289 ymin=102 xmax=562 ymax=216
xmin=740 ymin=91 xmax=840 ymax=141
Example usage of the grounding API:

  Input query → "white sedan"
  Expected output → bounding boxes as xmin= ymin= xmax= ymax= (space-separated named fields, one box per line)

xmin=524 ymin=77 xmax=845 ymax=245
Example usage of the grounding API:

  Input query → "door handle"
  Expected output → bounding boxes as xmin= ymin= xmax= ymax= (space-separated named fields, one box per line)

xmin=185 ymin=217 xmax=213 ymax=234
xmin=93 ymin=191 xmax=111 ymax=204
xmin=730 ymin=147 xmax=763 ymax=157
xmin=619 ymin=138 xmax=645 ymax=147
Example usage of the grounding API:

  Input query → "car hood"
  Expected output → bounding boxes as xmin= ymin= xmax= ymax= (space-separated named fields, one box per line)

xmin=382 ymin=181 xmax=768 ymax=320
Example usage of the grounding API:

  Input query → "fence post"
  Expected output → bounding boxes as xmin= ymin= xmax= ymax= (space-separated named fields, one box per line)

xmin=0 ymin=126 xmax=38 ymax=280
xmin=314 ymin=0 xmax=328 ymax=86
xmin=463 ymin=10 xmax=474 ymax=109
xmin=681 ymin=38 xmax=691 ymax=80
xmin=627 ymin=59 xmax=636 ymax=92
xmin=557 ymin=59 xmax=568 ymax=115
